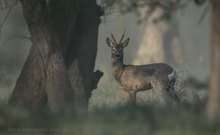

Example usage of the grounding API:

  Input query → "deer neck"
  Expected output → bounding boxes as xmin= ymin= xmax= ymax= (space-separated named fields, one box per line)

xmin=112 ymin=58 xmax=124 ymax=82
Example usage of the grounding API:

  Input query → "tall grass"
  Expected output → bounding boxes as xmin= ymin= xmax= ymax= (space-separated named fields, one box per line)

xmin=0 ymin=104 xmax=219 ymax=135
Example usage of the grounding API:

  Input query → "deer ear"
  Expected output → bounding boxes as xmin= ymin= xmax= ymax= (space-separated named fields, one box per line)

xmin=106 ymin=38 xmax=114 ymax=48
xmin=122 ymin=38 xmax=130 ymax=48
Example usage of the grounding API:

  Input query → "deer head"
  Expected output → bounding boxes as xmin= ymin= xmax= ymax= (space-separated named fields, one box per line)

xmin=106 ymin=32 xmax=130 ymax=60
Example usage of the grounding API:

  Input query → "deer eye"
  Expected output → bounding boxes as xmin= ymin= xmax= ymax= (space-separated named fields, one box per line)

xmin=119 ymin=49 xmax=123 ymax=52
xmin=112 ymin=49 xmax=116 ymax=53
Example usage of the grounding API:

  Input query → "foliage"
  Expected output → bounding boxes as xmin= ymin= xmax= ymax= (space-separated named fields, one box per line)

xmin=101 ymin=0 xmax=180 ymax=19
xmin=100 ymin=0 xmax=208 ymax=22
xmin=194 ymin=0 xmax=207 ymax=5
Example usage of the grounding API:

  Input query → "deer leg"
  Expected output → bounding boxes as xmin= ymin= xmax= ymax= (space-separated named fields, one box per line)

xmin=165 ymin=77 xmax=180 ymax=104
xmin=152 ymin=81 xmax=173 ymax=106
xmin=166 ymin=83 xmax=180 ymax=104
xmin=159 ymin=87 xmax=173 ymax=106
xmin=128 ymin=91 xmax=137 ymax=105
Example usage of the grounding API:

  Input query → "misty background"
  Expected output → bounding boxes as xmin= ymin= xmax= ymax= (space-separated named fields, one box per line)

xmin=0 ymin=2 xmax=210 ymax=108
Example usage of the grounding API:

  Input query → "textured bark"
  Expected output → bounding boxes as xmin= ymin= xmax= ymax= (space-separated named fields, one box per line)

xmin=206 ymin=0 xmax=220 ymax=121
xmin=8 ymin=43 xmax=48 ymax=110
xmin=9 ymin=0 xmax=103 ymax=111
xmin=66 ymin=0 xmax=102 ymax=108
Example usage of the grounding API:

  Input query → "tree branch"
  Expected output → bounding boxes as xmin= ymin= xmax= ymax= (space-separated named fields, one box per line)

xmin=91 ymin=70 xmax=104 ymax=90
xmin=0 ymin=6 xmax=12 ymax=34
xmin=0 ymin=34 xmax=30 ymax=47
xmin=0 ymin=0 xmax=17 ymax=9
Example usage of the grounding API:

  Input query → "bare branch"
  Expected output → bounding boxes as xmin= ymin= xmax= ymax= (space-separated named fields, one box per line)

xmin=91 ymin=70 xmax=104 ymax=90
xmin=0 ymin=0 xmax=17 ymax=9
xmin=0 ymin=34 xmax=30 ymax=48
xmin=198 ymin=2 xmax=211 ymax=23
xmin=0 ymin=6 xmax=12 ymax=31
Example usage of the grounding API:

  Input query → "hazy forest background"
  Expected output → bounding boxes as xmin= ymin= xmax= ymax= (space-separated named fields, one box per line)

xmin=0 ymin=0 xmax=220 ymax=134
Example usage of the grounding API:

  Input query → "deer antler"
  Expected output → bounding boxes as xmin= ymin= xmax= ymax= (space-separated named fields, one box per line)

xmin=111 ymin=33 xmax=117 ymax=44
xmin=119 ymin=30 xmax=126 ymax=43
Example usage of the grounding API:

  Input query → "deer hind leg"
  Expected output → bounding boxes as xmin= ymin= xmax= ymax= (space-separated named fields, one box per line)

xmin=151 ymin=79 xmax=175 ymax=106
xmin=158 ymin=85 xmax=173 ymax=105
xmin=166 ymin=78 xmax=180 ymax=103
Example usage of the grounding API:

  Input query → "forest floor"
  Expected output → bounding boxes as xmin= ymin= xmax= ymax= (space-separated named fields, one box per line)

xmin=0 ymin=104 xmax=219 ymax=135
xmin=0 ymin=66 xmax=215 ymax=135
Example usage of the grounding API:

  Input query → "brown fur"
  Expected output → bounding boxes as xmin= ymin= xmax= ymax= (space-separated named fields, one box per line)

xmin=107 ymin=33 xmax=180 ymax=105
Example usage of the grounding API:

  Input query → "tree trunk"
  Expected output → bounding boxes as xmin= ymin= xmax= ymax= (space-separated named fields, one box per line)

xmin=66 ymin=0 xmax=103 ymax=109
xmin=9 ymin=0 xmax=103 ymax=112
xmin=206 ymin=0 xmax=220 ymax=121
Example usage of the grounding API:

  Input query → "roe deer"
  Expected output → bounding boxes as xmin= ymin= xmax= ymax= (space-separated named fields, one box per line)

xmin=106 ymin=32 xmax=180 ymax=105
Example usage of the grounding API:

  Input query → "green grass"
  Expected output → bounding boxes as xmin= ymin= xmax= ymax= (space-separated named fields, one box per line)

xmin=0 ymin=104 xmax=219 ymax=135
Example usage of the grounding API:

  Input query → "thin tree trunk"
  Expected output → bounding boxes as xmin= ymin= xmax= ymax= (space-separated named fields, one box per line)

xmin=206 ymin=0 xmax=220 ymax=121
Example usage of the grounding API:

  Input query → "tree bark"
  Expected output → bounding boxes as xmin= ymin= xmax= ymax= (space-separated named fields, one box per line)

xmin=206 ymin=0 xmax=220 ymax=121
xmin=9 ymin=0 xmax=103 ymax=111
xmin=65 ymin=0 xmax=102 ymax=109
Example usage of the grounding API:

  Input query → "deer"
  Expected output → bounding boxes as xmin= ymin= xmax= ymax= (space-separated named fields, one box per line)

xmin=106 ymin=32 xmax=180 ymax=105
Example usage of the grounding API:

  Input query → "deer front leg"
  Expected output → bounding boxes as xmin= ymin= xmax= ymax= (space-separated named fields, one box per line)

xmin=128 ymin=91 xmax=137 ymax=105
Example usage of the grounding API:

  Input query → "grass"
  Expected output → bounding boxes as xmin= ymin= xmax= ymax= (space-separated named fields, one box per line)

xmin=0 ymin=103 xmax=219 ymax=135
xmin=0 ymin=66 xmax=214 ymax=135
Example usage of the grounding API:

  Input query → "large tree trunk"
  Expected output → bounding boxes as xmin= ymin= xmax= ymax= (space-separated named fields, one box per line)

xmin=206 ymin=0 xmax=220 ymax=121
xmin=9 ymin=0 xmax=103 ymax=112
xmin=66 ymin=0 xmax=103 ymax=109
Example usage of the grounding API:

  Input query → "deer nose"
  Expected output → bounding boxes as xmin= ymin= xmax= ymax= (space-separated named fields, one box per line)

xmin=115 ymin=53 xmax=120 ymax=58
